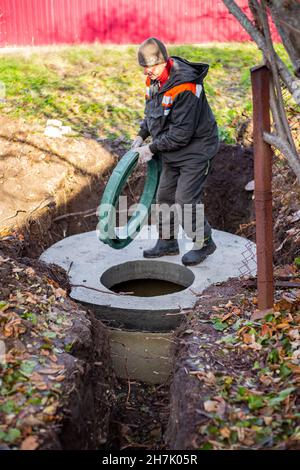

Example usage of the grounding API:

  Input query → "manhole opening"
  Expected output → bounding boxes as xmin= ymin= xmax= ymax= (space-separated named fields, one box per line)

xmin=100 ymin=260 xmax=195 ymax=297
xmin=111 ymin=278 xmax=186 ymax=296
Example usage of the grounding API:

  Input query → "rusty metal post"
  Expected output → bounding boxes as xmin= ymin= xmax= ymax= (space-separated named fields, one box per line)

xmin=251 ymin=65 xmax=274 ymax=310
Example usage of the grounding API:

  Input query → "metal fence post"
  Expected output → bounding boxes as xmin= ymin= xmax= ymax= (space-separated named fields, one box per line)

xmin=251 ymin=65 xmax=274 ymax=310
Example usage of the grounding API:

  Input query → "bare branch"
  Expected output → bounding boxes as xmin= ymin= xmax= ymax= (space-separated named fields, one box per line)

xmin=223 ymin=0 xmax=267 ymax=49
xmin=53 ymin=207 xmax=98 ymax=222
xmin=222 ymin=0 xmax=300 ymax=105
xmin=269 ymin=79 xmax=285 ymax=139
xmin=223 ymin=0 xmax=300 ymax=181
xmin=267 ymin=2 xmax=300 ymax=76
xmin=263 ymin=132 xmax=300 ymax=183
xmin=278 ymin=18 xmax=300 ymax=36
xmin=260 ymin=0 xmax=296 ymax=151
xmin=276 ymin=57 xmax=300 ymax=103
xmin=71 ymin=283 xmax=134 ymax=296
xmin=249 ymin=0 xmax=264 ymax=33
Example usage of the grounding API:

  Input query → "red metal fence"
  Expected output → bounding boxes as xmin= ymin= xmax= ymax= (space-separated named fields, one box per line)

xmin=0 ymin=0 xmax=279 ymax=47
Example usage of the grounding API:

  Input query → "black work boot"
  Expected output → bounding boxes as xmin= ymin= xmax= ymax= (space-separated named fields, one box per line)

xmin=143 ymin=239 xmax=179 ymax=258
xmin=181 ymin=237 xmax=216 ymax=266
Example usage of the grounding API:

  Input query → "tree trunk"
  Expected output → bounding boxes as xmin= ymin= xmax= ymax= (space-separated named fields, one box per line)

xmin=267 ymin=0 xmax=300 ymax=77
xmin=222 ymin=0 xmax=300 ymax=182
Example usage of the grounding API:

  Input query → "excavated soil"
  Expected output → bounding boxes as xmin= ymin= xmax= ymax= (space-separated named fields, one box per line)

xmin=204 ymin=144 xmax=254 ymax=234
xmin=0 ymin=116 xmax=114 ymax=257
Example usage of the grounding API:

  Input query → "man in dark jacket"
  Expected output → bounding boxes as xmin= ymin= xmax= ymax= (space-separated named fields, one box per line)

xmin=133 ymin=37 xmax=219 ymax=266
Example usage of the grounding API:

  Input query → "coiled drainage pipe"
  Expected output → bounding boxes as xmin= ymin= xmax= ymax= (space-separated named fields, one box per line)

xmin=98 ymin=150 xmax=161 ymax=249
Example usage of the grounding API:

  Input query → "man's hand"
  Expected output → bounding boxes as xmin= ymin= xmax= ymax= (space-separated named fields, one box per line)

xmin=131 ymin=136 xmax=144 ymax=149
xmin=135 ymin=145 xmax=154 ymax=164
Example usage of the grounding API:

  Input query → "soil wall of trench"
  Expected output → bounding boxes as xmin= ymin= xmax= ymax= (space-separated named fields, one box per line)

xmin=2 ymin=142 xmax=255 ymax=259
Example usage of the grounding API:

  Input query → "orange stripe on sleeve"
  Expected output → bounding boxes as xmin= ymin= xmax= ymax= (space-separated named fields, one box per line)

xmin=164 ymin=82 xmax=196 ymax=104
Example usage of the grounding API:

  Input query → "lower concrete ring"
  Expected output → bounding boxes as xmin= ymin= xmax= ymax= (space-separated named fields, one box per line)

xmin=40 ymin=225 xmax=257 ymax=332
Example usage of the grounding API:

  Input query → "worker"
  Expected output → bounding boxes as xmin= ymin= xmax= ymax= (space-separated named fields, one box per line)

xmin=132 ymin=38 xmax=219 ymax=266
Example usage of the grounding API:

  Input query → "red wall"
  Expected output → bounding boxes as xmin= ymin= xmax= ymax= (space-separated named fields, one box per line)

xmin=0 ymin=0 xmax=279 ymax=47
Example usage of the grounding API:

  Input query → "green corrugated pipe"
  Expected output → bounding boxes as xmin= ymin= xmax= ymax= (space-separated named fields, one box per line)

xmin=98 ymin=150 xmax=161 ymax=249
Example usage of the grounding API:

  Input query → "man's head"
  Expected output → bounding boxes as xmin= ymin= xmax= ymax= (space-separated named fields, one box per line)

xmin=138 ymin=37 xmax=168 ymax=80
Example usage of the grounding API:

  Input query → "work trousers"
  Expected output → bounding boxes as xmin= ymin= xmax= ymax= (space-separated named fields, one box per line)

xmin=155 ymin=157 xmax=214 ymax=243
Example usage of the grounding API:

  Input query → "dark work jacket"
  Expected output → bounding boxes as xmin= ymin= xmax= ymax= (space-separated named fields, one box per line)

xmin=138 ymin=56 xmax=219 ymax=164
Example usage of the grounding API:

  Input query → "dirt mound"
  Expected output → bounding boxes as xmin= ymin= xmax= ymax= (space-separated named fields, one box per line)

xmin=0 ymin=115 xmax=114 ymax=254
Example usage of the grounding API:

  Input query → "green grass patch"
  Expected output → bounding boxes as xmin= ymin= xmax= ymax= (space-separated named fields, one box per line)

xmin=0 ymin=43 xmax=288 ymax=143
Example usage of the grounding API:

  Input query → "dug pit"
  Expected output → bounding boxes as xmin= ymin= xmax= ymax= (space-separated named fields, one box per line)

xmin=40 ymin=225 xmax=256 ymax=384
xmin=1 ymin=141 xmax=257 ymax=449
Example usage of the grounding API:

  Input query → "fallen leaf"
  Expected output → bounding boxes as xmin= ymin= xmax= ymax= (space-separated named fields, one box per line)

xmin=44 ymin=404 xmax=58 ymax=415
xmin=246 ymin=342 xmax=262 ymax=351
xmin=212 ymin=306 xmax=224 ymax=312
xmin=204 ymin=400 xmax=218 ymax=412
xmin=220 ymin=427 xmax=231 ymax=438
xmin=54 ymin=288 xmax=66 ymax=298
xmin=20 ymin=436 xmax=39 ymax=450
xmin=287 ymin=363 xmax=300 ymax=374
xmin=13 ymin=267 xmax=24 ymax=273
xmin=193 ymin=371 xmax=216 ymax=385
xmin=259 ymin=375 xmax=273 ymax=386
xmin=24 ymin=292 xmax=39 ymax=304
xmin=40 ymin=349 xmax=50 ymax=356
xmin=288 ymin=329 xmax=300 ymax=341
xmin=21 ymin=416 xmax=44 ymax=427
xmin=54 ymin=375 xmax=65 ymax=382
xmin=263 ymin=416 xmax=273 ymax=425
xmin=236 ymin=427 xmax=246 ymax=443
xmin=260 ymin=324 xmax=272 ymax=337
xmin=251 ymin=308 xmax=274 ymax=321
xmin=31 ymin=372 xmax=48 ymax=390
xmin=221 ymin=312 xmax=234 ymax=322
xmin=204 ymin=397 xmax=226 ymax=418
xmin=232 ymin=307 xmax=241 ymax=316
xmin=25 ymin=267 xmax=35 ymax=277
xmin=276 ymin=322 xmax=291 ymax=330
xmin=0 ymin=302 xmax=9 ymax=312
xmin=35 ymin=383 xmax=48 ymax=391
xmin=38 ymin=366 xmax=64 ymax=375
xmin=274 ymin=298 xmax=299 ymax=313
xmin=3 ymin=318 xmax=26 ymax=337
xmin=242 ymin=333 xmax=253 ymax=344
xmin=205 ymin=372 xmax=217 ymax=385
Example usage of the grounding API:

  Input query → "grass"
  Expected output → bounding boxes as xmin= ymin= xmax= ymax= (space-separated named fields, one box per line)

xmin=0 ymin=43 xmax=288 ymax=143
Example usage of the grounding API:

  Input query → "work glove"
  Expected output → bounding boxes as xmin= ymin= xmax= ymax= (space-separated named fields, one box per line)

xmin=131 ymin=136 xmax=144 ymax=150
xmin=135 ymin=144 xmax=154 ymax=165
